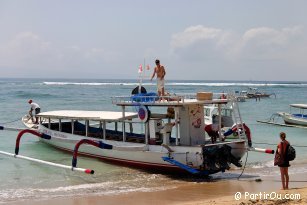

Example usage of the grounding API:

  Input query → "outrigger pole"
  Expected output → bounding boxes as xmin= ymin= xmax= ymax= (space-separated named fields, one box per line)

xmin=0 ymin=125 xmax=25 ymax=132
xmin=0 ymin=127 xmax=95 ymax=175
xmin=0 ymin=150 xmax=94 ymax=174
xmin=248 ymin=147 xmax=274 ymax=154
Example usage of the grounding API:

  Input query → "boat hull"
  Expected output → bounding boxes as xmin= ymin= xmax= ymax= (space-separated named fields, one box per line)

xmin=35 ymin=125 xmax=246 ymax=174
xmin=280 ymin=112 xmax=307 ymax=126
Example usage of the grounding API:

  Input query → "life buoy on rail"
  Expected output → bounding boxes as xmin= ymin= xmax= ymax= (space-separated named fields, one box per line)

xmin=223 ymin=123 xmax=252 ymax=147
xmin=137 ymin=105 xmax=150 ymax=123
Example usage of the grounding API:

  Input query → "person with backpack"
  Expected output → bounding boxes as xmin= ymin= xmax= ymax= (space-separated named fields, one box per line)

xmin=276 ymin=132 xmax=290 ymax=190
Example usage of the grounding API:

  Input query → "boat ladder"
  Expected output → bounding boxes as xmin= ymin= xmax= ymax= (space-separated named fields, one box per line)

xmin=228 ymin=93 xmax=247 ymax=140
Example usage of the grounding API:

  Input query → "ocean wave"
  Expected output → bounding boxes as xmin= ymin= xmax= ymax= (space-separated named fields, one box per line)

xmin=0 ymin=179 xmax=177 ymax=203
xmin=43 ymin=81 xmax=307 ymax=87
xmin=13 ymin=91 xmax=56 ymax=99
xmin=169 ymin=83 xmax=307 ymax=87
xmin=43 ymin=82 xmax=150 ymax=86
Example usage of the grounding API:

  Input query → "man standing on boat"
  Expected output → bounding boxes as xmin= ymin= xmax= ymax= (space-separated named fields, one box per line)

xmin=150 ymin=59 xmax=166 ymax=98
xmin=28 ymin=99 xmax=41 ymax=124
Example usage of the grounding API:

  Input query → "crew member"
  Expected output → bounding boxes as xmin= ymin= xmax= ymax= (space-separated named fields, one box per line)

xmin=28 ymin=99 xmax=41 ymax=124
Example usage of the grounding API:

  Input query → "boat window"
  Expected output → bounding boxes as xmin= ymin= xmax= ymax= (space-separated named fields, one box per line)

xmin=205 ymin=108 xmax=211 ymax=117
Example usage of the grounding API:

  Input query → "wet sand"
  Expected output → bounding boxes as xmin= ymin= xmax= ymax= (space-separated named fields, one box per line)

xmin=8 ymin=171 xmax=307 ymax=205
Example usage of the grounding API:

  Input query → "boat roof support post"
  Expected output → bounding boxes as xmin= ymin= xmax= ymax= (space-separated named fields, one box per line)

xmin=218 ymin=104 xmax=222 ymax=141
xmin=145 ymin=122 xmax=148 ymax=145
xmin=48 ymin=118 xmax=51 ymax=129
xmin=85 ymin=120 xmax=89 ymax=137
xmin=122 ymin=106 xmax=126 ymax=142
xmin=71 ymin=120 xmax=74 ymax=134
xmin=59 ymin=119 xmax=62 ymax=132
xmin=103 ymin=121 xmax=106 ymax=140
xmin=129 ymin=120 xmax=133 ymax=133
xmin=175 ymin=107 xmax=180 ymax=146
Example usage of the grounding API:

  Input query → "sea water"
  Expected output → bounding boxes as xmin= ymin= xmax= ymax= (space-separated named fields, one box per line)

xmin=0 ymin=78 xmax=307 ymax=203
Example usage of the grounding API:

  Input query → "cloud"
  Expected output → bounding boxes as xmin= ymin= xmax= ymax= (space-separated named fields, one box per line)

xmin=170 ymin=26 xmax=224 ymax=48
xmin=170 ymin=26 xmax=236 ymax=61
xmin=170 ymin=25 xmax=306 ymax=63
xmin=0 ymin=32 xmax=120 ymax=77
xmin=167 ymin=25 xmax=307 ymax=81
xmin=0 ymin=32 xmax=54 ymax=68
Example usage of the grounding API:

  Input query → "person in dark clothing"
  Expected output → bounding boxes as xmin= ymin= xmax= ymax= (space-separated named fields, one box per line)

xmin=277 ymin=132 xmax=290 ymax=190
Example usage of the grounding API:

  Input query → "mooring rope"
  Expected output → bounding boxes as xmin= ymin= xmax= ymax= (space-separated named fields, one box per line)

xmin=237 ymin=151 xmax=249 ymax=180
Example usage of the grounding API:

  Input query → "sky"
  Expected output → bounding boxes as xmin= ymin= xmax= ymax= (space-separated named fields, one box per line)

xmin=0 ymin=0 xmax=307 ymax=81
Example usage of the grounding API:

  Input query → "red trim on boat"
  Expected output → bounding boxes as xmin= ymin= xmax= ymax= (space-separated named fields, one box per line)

xmin=46 ymin=142 xmax=189 ymax=174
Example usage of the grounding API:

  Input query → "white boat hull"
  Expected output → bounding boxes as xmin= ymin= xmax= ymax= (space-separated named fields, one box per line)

xmin=21 ymin=116 xmax=247 ymax=174
xmin=279 ymin=112 xmax=307 ymax=126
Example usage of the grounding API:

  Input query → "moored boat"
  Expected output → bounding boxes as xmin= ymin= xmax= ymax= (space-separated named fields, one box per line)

xmin=278 ymin=104 xmax=307 ymax=126
xmin=20 ymin=91 xmax=272 ymax=175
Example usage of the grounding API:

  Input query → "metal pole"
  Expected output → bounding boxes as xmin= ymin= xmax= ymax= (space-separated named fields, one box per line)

xmin=145 ymin=122 xmax=148 ymax=145
xmin=59 ymin=119 xmax=62 ymax=132
xmin=129 ymin=120 xmax=133 ymax=133
xmin=71 ymin=120 xmax=74 ymax=134
xmin=0 ymin=150 xmax=94 ymax=174
xmin=122 ymin=106 xmax=126 ymax=141
xmin=175 ymin=107 xmax=179 ymax=146
xmin=218 ymin=104 xmax=222 ymax=141
xmin=103 ymin=121 xmax=106 ymax=140
xmin=85 ymin=120 xmax=89 ymax=137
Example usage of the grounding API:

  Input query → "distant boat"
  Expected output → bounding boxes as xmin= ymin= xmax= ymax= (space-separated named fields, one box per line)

xmin=257 ymin=104 xmax=307 ymax=128
xmin=240 ymin=87 xmax=275 ymax=99
xmin=278 ymin=104 xmax=307 ymax=126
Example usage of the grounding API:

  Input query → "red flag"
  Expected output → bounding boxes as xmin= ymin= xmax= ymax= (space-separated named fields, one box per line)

xmin=138 ymin=64 xmax=143 ymax=73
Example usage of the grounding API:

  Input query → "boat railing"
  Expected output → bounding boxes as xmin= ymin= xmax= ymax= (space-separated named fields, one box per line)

xmin=111 ymin=94 xmax=185 ymax=105
xmin=111 ymin=93 xmax=228 ymax=105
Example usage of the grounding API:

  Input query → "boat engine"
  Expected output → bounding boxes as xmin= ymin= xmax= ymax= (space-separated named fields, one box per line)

xmin=202 ymin=145 xmax=242 ymax=173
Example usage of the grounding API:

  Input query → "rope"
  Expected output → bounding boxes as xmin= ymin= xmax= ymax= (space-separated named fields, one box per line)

xmin=0 ymin=118 xmax=20 ymax=125
xmin=237 ymin=150 xmax=248 ymax=180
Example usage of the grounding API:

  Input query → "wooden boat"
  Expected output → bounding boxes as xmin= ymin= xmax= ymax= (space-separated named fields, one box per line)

xmin=278 ymin=104 xmax=307 ymax=126
xmin=21 ymin=92 xmax=268 ymax=175
xmin=240 ymin=87 xmax=275 ymax=99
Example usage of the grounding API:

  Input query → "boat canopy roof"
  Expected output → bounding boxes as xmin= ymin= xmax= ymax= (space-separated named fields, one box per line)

xmin=290 ymin=104 xmax=307 ymax=109
xmin=37 ymin=110 xmax=138 ymax=121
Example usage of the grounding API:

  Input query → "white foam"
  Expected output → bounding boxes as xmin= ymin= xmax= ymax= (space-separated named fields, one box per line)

xmin=43 ymin=81 xmax=307 ymax=87
xmin=0 ymin=174 xmax=179 ymax=203
xmin=43 ymin=82 xmax=151 ymax=86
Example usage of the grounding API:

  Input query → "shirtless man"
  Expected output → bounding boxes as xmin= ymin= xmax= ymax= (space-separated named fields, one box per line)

xmin=150 ymin=59 xmax=166 ymax=97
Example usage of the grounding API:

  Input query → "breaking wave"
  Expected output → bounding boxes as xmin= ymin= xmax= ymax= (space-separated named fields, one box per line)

xmin=0 ymin=174 xmax=179 ymax=203
xmin=43 ymin=81 xmax=307 ymax=87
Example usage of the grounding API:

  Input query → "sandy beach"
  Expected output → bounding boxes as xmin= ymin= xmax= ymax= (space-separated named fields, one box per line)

xmin=7 ymin=168 xmax=307 ymax=205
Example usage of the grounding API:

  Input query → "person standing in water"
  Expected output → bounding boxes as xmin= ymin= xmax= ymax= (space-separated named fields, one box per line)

xmin=277 ymin=132 xmax=290 ymax=190
xmin=150 ymin=59 xmax=166 ymax=98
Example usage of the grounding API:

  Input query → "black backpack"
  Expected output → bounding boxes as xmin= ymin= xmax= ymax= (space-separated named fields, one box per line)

xmin=286 ymin=144 xmax=296 ymax=161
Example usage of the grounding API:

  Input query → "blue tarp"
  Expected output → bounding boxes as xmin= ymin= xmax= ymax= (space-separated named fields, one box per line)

xmin=131 ymin=92 xmax=158 ymax=102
